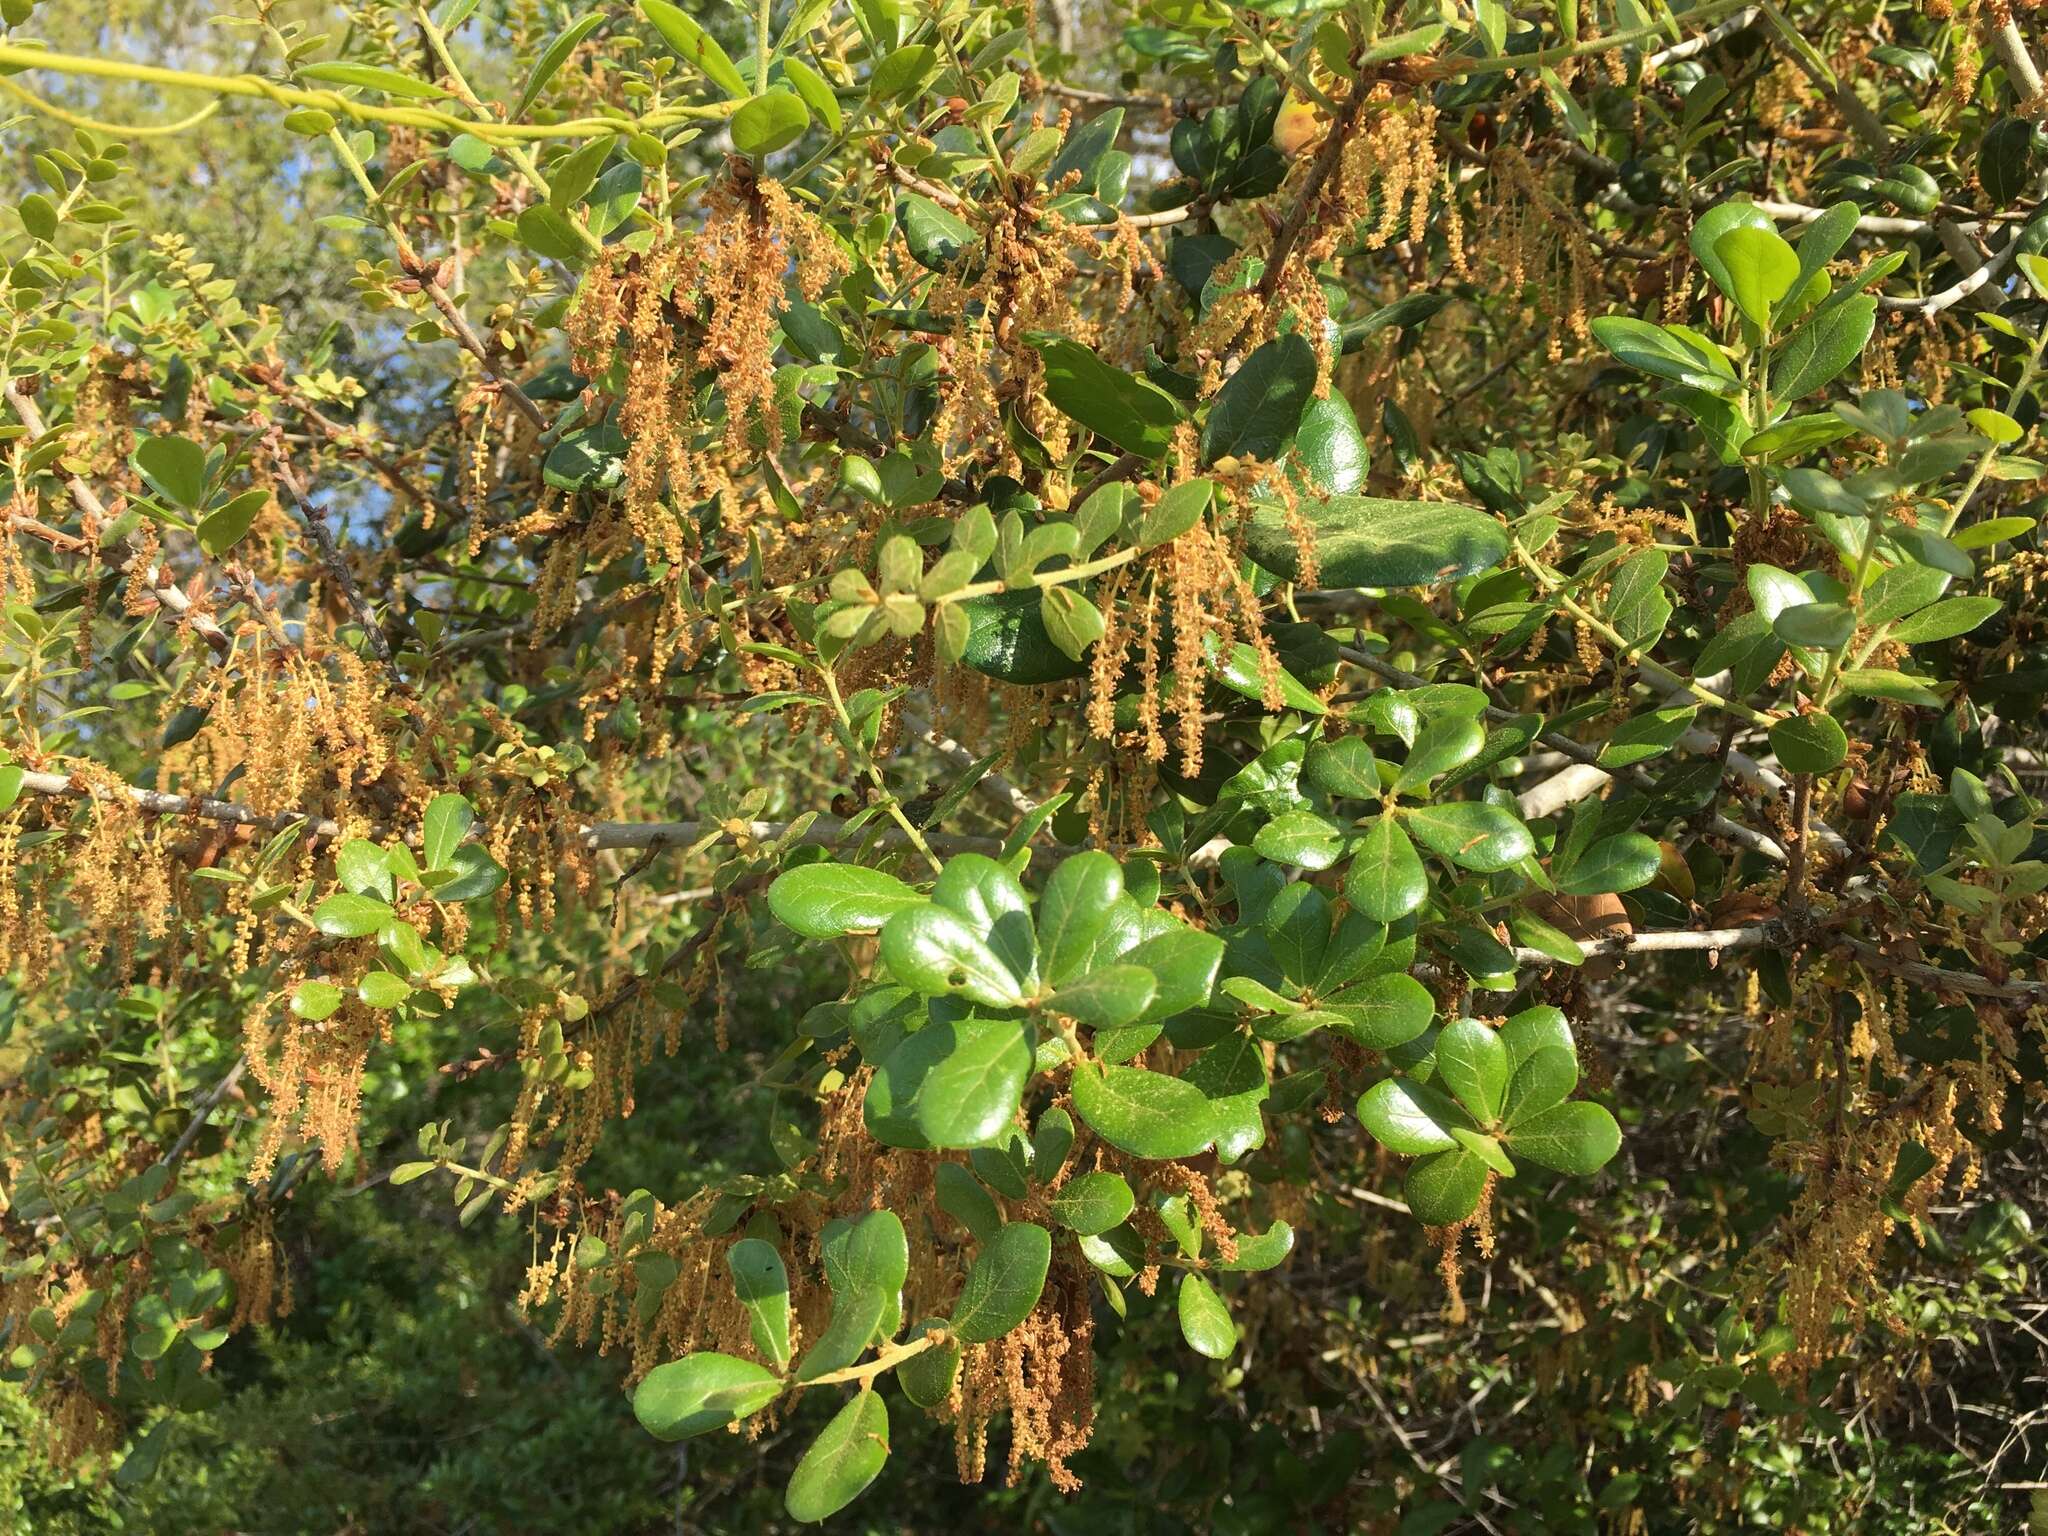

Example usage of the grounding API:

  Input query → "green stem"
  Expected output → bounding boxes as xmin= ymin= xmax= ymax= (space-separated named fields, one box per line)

xmin=822 ymin=669 xmax=945 ymax=875
xmin=1511 ymin=535 xmax=1778 ymax=727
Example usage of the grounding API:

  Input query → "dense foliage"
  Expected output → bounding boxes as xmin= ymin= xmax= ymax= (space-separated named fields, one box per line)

xmin=3 ymin=0 xmax=2047 ymax=1529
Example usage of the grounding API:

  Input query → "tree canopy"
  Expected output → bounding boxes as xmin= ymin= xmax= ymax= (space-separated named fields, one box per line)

xmin=2 ymin=0 xmax=2046 ymax=1530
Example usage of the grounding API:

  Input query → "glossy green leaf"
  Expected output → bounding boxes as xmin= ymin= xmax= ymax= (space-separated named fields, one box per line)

xmin=1769 ymin=712 xmax=1849 ymax=774
xmin=1049 ymin=965 xmax=1158 ymax=1030
xmin=1434 ymin=1018 xmax=1510 ymax=1124
xmin=1201 ymin=332 xmax=1316 ymax=463
xmin=1505 ymin=1100 xmax=1622 ymax=1174
xmin=1035 ymin=337 xmax=1181 ymax=458
xmin=895 ymin=1320 xmax=962 ymax=1408
xmin=1887 ymin=596 xmax=2001 ymax=644
xmin=727 ymin=1239 xmax=792 ymax=1368
xmin=949 ymin=1222 xmax=1052 ymax=1342
xmin=1071 ymin=1062 xmax=1216 ymax=1159
xmin=1714 ymin=225 xmax=1799 ymax=329
xmin=784 ymin=1392 xmax=889 ymax=1523
xmin=1356 ymin=1076 xmax=1470 ymax=1156
xmin=1048 ymin=1172 xmax=1136 ymax=1235
xmin=1325 ymin=972 xmax=1434 ymax=1050
xmin=1772 ymin=296 xmax=1877 ymax=401
xmin=134 ymin=434 xmax=207 ymax=509
xmin=633 ymin=1353 xmax=781 ymax=1441
xmin=865 ymin=1017 xmax=1033 ymax=1149
xmin=1556 ymin=832 xmax=1661 ymax=896
xmin=313 ymin=891 xmax=390 ymax=938
xmin=731 ymin=90 xmax=810 ymax=157
xmin=1246 ymin=496 xmax=1507 ymax=589
xmin=879 ymin=906 xmax=1027 ymax=1007
xmin=1401 ymin=802 xmax=1533 ymax=872
xmin=639 ymin=0 xmax=748 ymax=96
xmin=1404 ymin=1147 xmax=1490 ymax=1225
xmin=1177 ymin=1272 xmax=1236 ymax=1359
xmin=196 ymin=489 xmax=267 ymax=557
xmin=1345 ymin=815 xmax=1428 ymax=921
xmin=1393 ymin=716 xmax=1484 ymax=794
xmin=1502 ymin=1046 xmax=1578 ymax=1127
xmin=1038 ymin=851 xmax=1124 ymax=984
xmin=768 ymin=864 xmax=924 ymax=939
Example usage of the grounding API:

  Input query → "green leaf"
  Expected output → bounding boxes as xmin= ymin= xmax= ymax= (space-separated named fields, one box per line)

xmin=931 ymin=853 xmax=1036 ymax=983
xmin=1356 ymin=1077 xmax=1470 ymax=1156
xmin=1048 ymin=1171 xmax=1136 ymax=1235
xmin=1887 ymin=596 xmax=2001 ymax=644
xmin=1245 ymin=496 xmax=1507 ymax=589
xmin=954 ymin=589 xmax=1086 ymax=684
xmin=300 ymin=62 xmax=450 ymax=100
xmin=358 ymin=971 xmax=410 ymax=1009
xmin=784 ymin=1392 xmax=889 ymax=1523
xmin=1404 ymin=1148 xmax=1491 ymax=1224
xmin=1139 ymin=479 xmax=1213 ymax=546
xmin=782 ymin=57 xmax=842 ymax=134
xmin=822 ymin=1209 xmax=910 ymax=1300
xmin=864 ymin=1017 xmax=1033 ymax=1149
xmin=1434 ymin=1018 xmax=1510 ymax=1124
xmin=1121 ymin=923 xmax=1224 ymax=1022
xmin=1039 ymin=587 xmax=1105 ymax=662
xmin=1201 ymin=332 xmax=1317 ymax=463
xmin=633 ymin=1353 xmax=782 ymax=1441
xmin=1557 ymin=832 xmax=1660 ymax=895
xmin=1605 ymin=549 xmax=1672 ymax=650
xmin=1588 ymin=316 xmax=1735 ymax=392
xmin=1505 ymin=1100 xmax=1622 ymax=1174
xmin=1393 ymin=716 xmax=1484 ymax=794
xmin=196 ymin=489 xmax=267 ymax=557
xmin=1401 ymin=802 xmax=1533 ymax=872
xmin=1306 ymin=736 xmax=1380 ymax=799
xmin=1345 ymin=815 xmax=1428 ymax=921
xmin=313 ymin=891 xmax=390 ymax=938
xmin=731 ymin=90 xmax=810 ymax=157
xmin=950 ymin=1223 xmax=1052 ymax=1342
xmin=795 ymin=1286 xmax=887 ymax=1381
xmin=1772 ymin=296 xmax=1877 ymax=401
xmin=1177 ymin=1272 xmax=1236 ymax=1359
xmin=1772 ymin=601 xmax=1855 ymax=649
xmin=1325 ymin=971 xmax=1435 ymax=1050
xmin=420 ymin=792 xmax=474 ymax=872
xmin=1209 ymin=638 xmax=1328 ymax=715
xmin=434 ymin=842 xmax=506 ymax=902
xmin=1071 ymin=1062 xmax=1217 ymax=1158
xmin=1034 ymin=337 xmax=1181 ymax=458
xmin=1714 ymin=225 xmax=1800 ymax=329
xmin=1690 ymin=200 xmax=1777 ymax=305
xmin=1252 ymin=810 xmax=1348 ymax=870
xmin=1049 ymin=965 xmax=1158 ymax=1030
xmin=514 ymin=12 xmax=605 ymax=120
xmin=291 ymin=980 xmax=344 ymax=1021
xmin=1038 ymin=851 xmax=1123 ymax=984
xmin=1981 ymin=117 xmax=2037 ymax=205
xmin=517 ymin=205 xmax=591 ymax=266
xmin=727 ymin=1239 xmax=792 ymax=1368
xmin=868 ymin=42 xmax=936 ymax=101
xmin=1292 ymin=393 xmax=1369 ymax=494
xmin=133 ymin=434 xmax=207 ymax=509
xmin=934 ymin=1163 xmax=1000 ymax=1243
xmin=639 ymin=0 xmax=748 ymax=97
xmin=896 ymin=193 xmax=976 ymax=271
xmin=879 ymin=906 xmax=1027 ymax=1007
xmin=895 ymin=1320 xmax=962 ymax=1408
xmin=1502 ymin=1045 xmax=1578 ymax=1128
xmin=1769 ymin=712 xmax=1849 ymax=774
